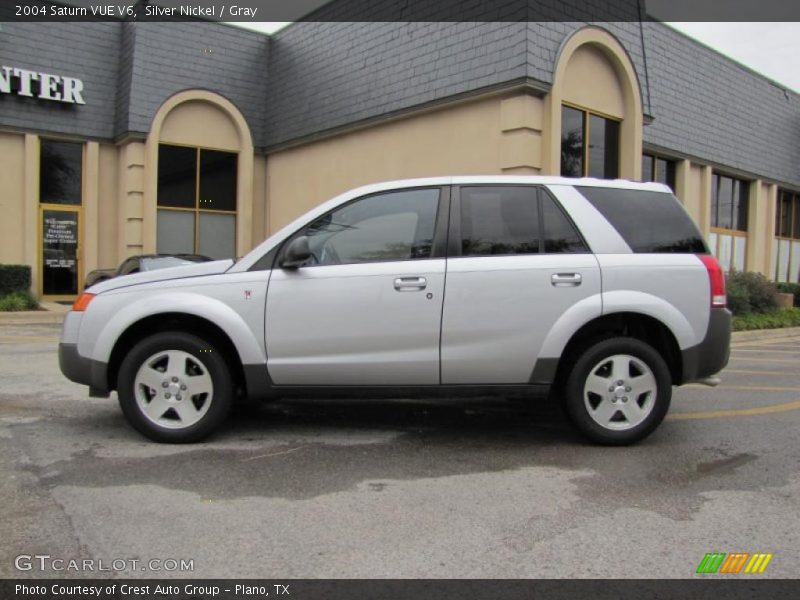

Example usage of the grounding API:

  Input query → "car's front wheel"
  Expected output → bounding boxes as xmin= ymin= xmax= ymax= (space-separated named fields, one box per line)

xmin=563 ymin=337 xmax=671 ymax=445
xmin=117 ymin=332 xmax=233 ymax=443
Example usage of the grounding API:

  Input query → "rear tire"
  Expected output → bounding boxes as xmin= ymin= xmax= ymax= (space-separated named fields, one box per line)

xmin=117 ymin=332 xmax=233 ymax=443
xmin=563 ymin=337 xmax=671 ymax=445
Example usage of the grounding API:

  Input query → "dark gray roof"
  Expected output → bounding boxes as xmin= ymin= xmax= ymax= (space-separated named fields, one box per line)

xmin=0 ymin=15 xmax=797 ymax=188
xmin=642 ymin=22 xmax=800 ymax=187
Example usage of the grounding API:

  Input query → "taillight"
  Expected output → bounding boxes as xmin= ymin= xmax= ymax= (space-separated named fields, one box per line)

xmin=72 ymin=292 xmax=96 ymax=312
xmin=697 ymin=254 xmax=726 ymax=308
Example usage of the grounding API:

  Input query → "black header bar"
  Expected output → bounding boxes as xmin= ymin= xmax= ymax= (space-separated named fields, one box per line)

xmin=1 ymin=0 xmax=799 ymax=23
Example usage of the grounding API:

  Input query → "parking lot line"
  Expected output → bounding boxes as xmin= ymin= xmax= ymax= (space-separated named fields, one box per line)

xmin=668 ymin=399 xmax=800 ymax=421
xmin=731 ymin=348 xmax=800 ymax=355
xmin=745 ymin=343 xmax=800 ymax=349
xmin=728 ymin=357 xmax=800 ymax=364
xmin=0 ymin=335 xmax=59 ymax=344
xmin=724 ymin=368 xmax=799 ymax=375
xmin=684 ymin=384 xmax=800 ymax=392
xmin=731 ymin=338 xmax=800 ymax=348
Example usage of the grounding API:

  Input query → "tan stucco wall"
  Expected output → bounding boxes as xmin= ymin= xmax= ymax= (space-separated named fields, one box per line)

xmin=0 ymin=132 xmax=26 ymax=265
xmin=97 ymin=143 xmax=120 ymax=267
xmin=746 ymin=180 xmax=776 ymax=276
xmin=675 ymin=161 xmax=709 ymax=236
xmin=252 ymin=153 xmax=268 ymax=247
xmin=265 ymin=93 xmax=545 ymax=231
xmin=159 ymin=100 xmax=240 ymax=151
xmin=561 ymin=45 xmax=625 ymax=119
xmin=117 ymin=140 xmax=146 ymax=260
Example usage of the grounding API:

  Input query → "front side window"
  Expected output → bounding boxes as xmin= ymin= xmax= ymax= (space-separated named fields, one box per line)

xmin=460 ymin=186 xmax=587 ymax=256
xmin=301 ymin=188 xmax=439 ymax=266
xmin=157 ymin=144 xmax=237 ymax=260
xmin=561 ymin=105 xmax=620 ymax=179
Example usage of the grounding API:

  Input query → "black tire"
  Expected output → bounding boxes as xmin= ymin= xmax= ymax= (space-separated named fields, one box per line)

xmin=563 ymin=337 xmax=671 ymax=446
xmin=117 ymin=332 xmax=233 ymax=443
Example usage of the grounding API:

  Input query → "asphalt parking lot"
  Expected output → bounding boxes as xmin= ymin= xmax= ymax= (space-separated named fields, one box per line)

xmin=1 ymin=322 xmax=799 ymax=579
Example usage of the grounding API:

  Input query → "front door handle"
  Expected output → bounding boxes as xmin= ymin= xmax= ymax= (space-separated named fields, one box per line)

xmin=551 ymin=273 xmax=582 ymax=287
xmin=394 ymin=276 xmax=427 ymax=292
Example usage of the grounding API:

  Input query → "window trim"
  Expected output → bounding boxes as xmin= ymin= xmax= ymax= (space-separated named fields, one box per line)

xmin=561 ymin=102 xmax=622 ymax=179
xmin=273 ymin=186 xmax=450 ymax=269
xmin=710 ymin=171 xmax=749 ymax=234
xmin=641 ymin=152 xmax=677 ymax=191
xmin=156 ymin=142 xmax=238 ymax=257
xmin=775 ymin=189 xmax=800 ymax=241
xmin=450 ymin=184 xmax=590 ymax=258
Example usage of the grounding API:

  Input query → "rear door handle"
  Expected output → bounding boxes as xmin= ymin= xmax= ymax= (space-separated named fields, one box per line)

xmin=394 ymin=276 xmax=427 ymax=292
xmin=551 ymin=273 xmax=582 ymax=287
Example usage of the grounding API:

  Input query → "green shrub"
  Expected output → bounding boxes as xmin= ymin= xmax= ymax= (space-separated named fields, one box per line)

xmin=776 ymin=282 xmax=800 ymax=307
xmin=0 ymin=290 xmax=38 ymax=312
xmin=725 ymin=271 xmax=779 ymax=315
xmin=0 ymin=264 xmax=32 ymax=296
xmin=732 ymin=308 xmax=800 ymax=331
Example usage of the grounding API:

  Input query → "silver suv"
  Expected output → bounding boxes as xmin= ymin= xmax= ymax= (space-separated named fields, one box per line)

xmin=59 ymin=177 xmax=730 ymax=445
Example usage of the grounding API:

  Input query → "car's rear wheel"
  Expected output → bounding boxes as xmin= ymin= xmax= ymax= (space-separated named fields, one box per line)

xmin=117 ymin=332 xmax=233 ymax=443
xmin=563 ymin=337 xmax=671 ymax=445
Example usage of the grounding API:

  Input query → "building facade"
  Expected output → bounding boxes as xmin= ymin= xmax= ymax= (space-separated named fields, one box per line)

xmin=1 ymin=9 xmax=799 ymax=299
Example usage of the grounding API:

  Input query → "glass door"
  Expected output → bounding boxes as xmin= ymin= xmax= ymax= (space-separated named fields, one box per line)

xmin=39 ymin=139 xmax=83 ymax=300
xmin=40 ymin=205 xmax=81 ymax=299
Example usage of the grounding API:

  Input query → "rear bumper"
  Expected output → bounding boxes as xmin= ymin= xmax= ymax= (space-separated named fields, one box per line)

xmin=681 ymin=308 xmax=732 ymax=384
xmin=58 ymin=343 xmax=110 ymax=397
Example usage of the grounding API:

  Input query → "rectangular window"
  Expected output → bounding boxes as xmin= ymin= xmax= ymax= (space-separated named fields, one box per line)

xmin=641 ymin=153 xmax=677 ymax=192
xmin=461 ymin=186 xmax=540 ymax=256
xmin=576 ymin=186 xmax=706 ymax=254
xmin=560 ymin=105 xmax=620 ymax=179
xmin=460 ymin=186 xmax=588 ymax=257
xmin=588 ymin=114 xmax=620 ymax=179
xmin=157 ymin=144 xmax=237 ymax=259
xmin=774 ymin=189 xmax=800 ymax=283
xmin=560 ymin=106 xmax=584 ymax=178
xmin=710 ymin=172 xmax=749 ymax=232
xmin=40 ymin=140 xmax=83 ymax=297
xmin=709 ymin=172 xmax=750 ymax=272
xmin=40 ymin=140 xmax=82 ymax=205
xmin=302 ymin=189 xmax=440 ymax=266
xmin=775 ymin=190 xmax=799 ymax=239
xmin=157 ymin=145 xmax=196 ymax=208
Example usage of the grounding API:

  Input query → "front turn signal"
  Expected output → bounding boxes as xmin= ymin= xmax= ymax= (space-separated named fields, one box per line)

xmin=72 ymin=292 xmax=96 ymax=312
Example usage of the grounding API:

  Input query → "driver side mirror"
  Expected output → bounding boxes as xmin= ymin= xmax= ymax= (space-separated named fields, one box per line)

xmin=280 ymin=235 xmax=311 ymax=269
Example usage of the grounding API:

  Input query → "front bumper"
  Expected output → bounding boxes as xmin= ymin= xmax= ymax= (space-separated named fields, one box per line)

xmin=58 ymin=342 xmax=110 ymax=398
xmin=681 ymin=308 xmax=732 ymax=384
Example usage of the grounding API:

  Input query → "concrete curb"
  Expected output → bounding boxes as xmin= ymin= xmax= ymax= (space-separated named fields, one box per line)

xmin=731 ymin=326 xmax=800 ymax=343
xmin=0 ymin=302 xmax=69 ymax=326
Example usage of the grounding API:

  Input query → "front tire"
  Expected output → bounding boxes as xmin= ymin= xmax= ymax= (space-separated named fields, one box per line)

xmin=117 ymin=332 xmax=233 ymax=443
xmin=563 ymin=337 xmax=671 ymax=445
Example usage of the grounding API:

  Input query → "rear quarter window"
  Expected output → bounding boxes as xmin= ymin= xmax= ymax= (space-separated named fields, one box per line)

xmin=576 ymin=186 xmax=708 ymax=253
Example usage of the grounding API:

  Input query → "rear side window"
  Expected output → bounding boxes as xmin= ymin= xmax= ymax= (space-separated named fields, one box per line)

xmin=459 ymin=186 xmax=588 ymax=256
xmin=541 ymin=194 xmax=588 ymax=253
xmin=461 ymin=186 xmax=540 ymax=256
xmin=576 ymin=187 xmax=707 ymax=253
